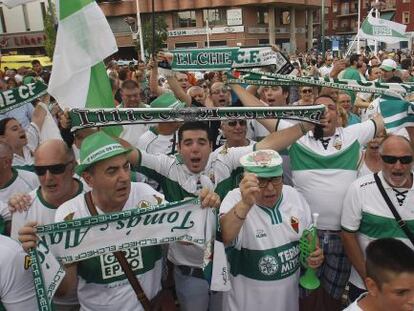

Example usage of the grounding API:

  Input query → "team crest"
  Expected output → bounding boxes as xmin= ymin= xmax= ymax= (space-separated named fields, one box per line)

xmin=24 ymin=255 xmax=31 ymax=270
xmin=64 ymin=212 xmax=75 ymax=221
xmin=333 ymin=137 xmax=342 ymax=150
xmin=209 ymin=171 xmax=216 ymax=184
xmin=136 ymin=200 xmax=151 ymax=209
xmin=290 ymin=216 xmax=299 ymax=233
xmin=153 ymin=195 xmax=163 ymax=205
xmin=258 ymin=255 xmax=279 ymax=276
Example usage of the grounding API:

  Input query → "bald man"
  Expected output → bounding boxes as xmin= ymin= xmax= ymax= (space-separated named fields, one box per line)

xmin=12 ymin=139 xmax=84 ymax=311
xmin=341 ymin=135 xmax=414 ymax=302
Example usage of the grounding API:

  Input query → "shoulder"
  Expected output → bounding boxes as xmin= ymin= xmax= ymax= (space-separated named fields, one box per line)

xmin=55 ymin=194 xmax=86 ymax=222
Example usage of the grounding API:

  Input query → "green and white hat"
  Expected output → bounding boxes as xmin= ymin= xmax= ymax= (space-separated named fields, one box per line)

xmin=150 ymin=92 xmax=186 ymax=109
xmin=240 ymin=150 xmax=283 ymax=178
xmin=380 ymin=59 xmax=397 ymax=72
xmin=75 ymin=131 xmax=132 ymax=175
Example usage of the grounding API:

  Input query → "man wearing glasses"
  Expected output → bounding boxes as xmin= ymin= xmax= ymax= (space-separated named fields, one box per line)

xmin=341 ymin=135 xmax=414 ymax=302
xmin=11 ymin=139 xmax=83 ymax=311
xmin=220 ymin=150 xmax=324 ymax=311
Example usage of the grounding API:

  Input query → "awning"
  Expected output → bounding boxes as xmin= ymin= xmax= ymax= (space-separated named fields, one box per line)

xmin=380 ymin=12 xmax=395 ymax=21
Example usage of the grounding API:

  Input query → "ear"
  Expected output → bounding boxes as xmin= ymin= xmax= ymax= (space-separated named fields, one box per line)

xmin=82 ymin=171 xmax=94 ymax=188
xmin=365 ymin=277 xmax=380 ymax=297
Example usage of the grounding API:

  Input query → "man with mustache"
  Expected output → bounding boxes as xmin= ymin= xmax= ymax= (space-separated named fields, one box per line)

xmin=341 ymin=135 xmax=414 ymax=302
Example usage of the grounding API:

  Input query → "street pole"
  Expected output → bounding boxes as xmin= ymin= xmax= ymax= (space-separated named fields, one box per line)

xmin=151 ymin=0 xmax=155 ymax=58
xmin=206 ymin=19 xmax=210 ymax=48
xmin=135 ymin=0 xmax=145 ymax=62
xmin=357 ymin=0 xmax=361 ymax=53
xmin=321 ymin=0 xmax=325 ymax=58
xmin=374 ymin=0 xmax=379 ymax=55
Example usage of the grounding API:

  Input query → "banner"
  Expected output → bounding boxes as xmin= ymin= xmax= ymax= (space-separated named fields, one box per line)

xmin=0 ymin=81 xmax=48 ymax=114
xmin=238 ymin=70 xmax=413 ymax=99
xmin=32 ymin=198 xmax=216 ymax=310
xmin=170 ymin=47 xmax=294 ymax=74
xmin=379 ymin=96 xmax=414 ymax=132
xmin=359 ymin=13 xmax=409 ymax=44
xmin=69 ymin=105 xmax=326 ymax=131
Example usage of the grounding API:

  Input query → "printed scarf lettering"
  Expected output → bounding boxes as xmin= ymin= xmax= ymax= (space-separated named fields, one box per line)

xmin=30 ymin=198 xmax=217 ymax=311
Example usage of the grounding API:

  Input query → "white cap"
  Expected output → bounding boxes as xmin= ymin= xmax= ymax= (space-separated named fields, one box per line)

xmin=380 ymin=59 xmax=397 ymax=72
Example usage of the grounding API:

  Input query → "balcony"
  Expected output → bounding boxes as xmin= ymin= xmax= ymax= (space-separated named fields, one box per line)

xmin=335 ymin=26 xmax=357 ymax=34
xmin=336 ymin=9 xmax=358 ymax=17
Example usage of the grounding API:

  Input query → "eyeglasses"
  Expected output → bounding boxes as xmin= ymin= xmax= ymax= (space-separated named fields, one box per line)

xmin=227 ymin=120 xmax=247 ymax=127
xmin=258 ymin=177 xmax=282 ymax=188
xmin=34 ymin=162 xmax=72 ymax=176
xmin=380 ymin=155 xmax=413 ymax=165
xmin=302 ymin=89 xmax=313 ymax=94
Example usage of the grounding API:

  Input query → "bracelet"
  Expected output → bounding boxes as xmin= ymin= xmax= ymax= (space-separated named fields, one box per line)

xmin=234 ymin=208 xmax=246 ymax=221
xmin=299 ymin=122 xmax=307 ymax=135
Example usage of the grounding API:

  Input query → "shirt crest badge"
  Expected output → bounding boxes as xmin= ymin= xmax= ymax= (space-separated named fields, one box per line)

xmin=290 ymin=216 xmax=299 ymax=233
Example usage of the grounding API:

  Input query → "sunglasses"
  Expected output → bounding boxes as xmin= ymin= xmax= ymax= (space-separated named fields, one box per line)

xmin=34 ymin=162 xmax=72 ymax=176
xmin=302 ymin=89 xmax=313 ymax=94
xmin=227 ymin=120 xmax=247 ymax=127
xmin=380 ymin=155 xmax=413 ymax=165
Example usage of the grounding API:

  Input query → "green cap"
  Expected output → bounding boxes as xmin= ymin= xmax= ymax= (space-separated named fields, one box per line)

xmin=150 ymin=92 xmax=186 ymax=109
xmin=240 ymin=150 xmax=283 ymax=178
xmin=75 ymin=131 xmax=132 ymax=175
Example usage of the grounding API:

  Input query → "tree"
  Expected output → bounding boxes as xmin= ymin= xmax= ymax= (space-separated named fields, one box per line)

xmin=43 ymin=3 xmax=57 ymax=59
xmin=139 ymin=16 xmax=168 ymax=57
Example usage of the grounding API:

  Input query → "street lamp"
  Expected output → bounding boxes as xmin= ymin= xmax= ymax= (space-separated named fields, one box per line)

xmin=124 ymin=0 xmax=145 ymax=62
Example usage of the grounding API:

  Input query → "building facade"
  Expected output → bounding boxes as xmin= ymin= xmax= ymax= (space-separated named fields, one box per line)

xmin=0 ymin=0 xmax=50 ymax=54
xmin=98 ymin=0 xmax=323 ymax=59
xmin=320 ymin=0 xmax=414 ymax=52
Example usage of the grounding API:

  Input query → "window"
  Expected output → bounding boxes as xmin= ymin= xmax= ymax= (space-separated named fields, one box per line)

xmin=332 ymin=20 xmax=338 ymax=30
xmin=402 ymin=0 xmax=410 ymax=3
xmin=342 ymin=3 xmax=349 ymax=14
xmin=175 ymin=42 xmax=197 ymax=48
xmin=332 ymin=3 xmax=338 ymax=13
xmin=204 ymin=9 xmax=227 ymax=26
xmin=281 ymin=11 xmax=290 ymax=25
xmin=173 ymin=11 xmax=196 ymax=28
xmin=324 ymin=7 xmax=329 ymax=15
xmin=258 ymin=38 xmax=269 ymax=45
xmin=257 ymin=7 xmax=268 ymax=25
xmin=402 ymin=11 xmax=410 ymax=24
xmin=205 ymin=40 xmax=227 ymax=47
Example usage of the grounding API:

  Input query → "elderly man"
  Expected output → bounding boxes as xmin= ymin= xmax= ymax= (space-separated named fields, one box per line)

xmin=19 ymin=131 xmax=219 ymax=311
xmin=131 ymin=120 xmax=314 ymax=311
xmin=220 ymin=150 xmax=323 ymax=311
xmin=11 ymin=139 xmax=82 ymax=311
xmin=118 ymin=80 xmax=149 ymax=146
xmin=341 ymin=135 xmax=414 ymax=302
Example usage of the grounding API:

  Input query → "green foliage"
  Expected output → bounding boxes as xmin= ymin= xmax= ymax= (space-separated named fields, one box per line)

xmin=43 ymin=3 xmax=57 ymax=60
xmin=138 ymin=16 xmax=168 ymax=57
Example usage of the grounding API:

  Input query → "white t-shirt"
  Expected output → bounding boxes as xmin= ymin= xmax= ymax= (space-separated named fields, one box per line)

xmin=341 ymin=172 xmax=414 ymax=289
xmin=0 ymin=235 xmax=37 ymax=311
xmin=342 ymin=293 xmax=368 ymax=311
xmin=12 ymin=145 xmax=34 ymax=170
xmin=0 ymin=168 xmax=39 ymax=221
xmin=220 ymin=186 xmax=311 ymax=311
xmin=137 ymin=127 xmax=177 ymax=156
xmin=278 ymin=119 xmax=376 ymax=230
xmin=120 ymin=124 xmax=150 ymax=147
xmin=55 ymin=182 xmax=164 ymax=311
xmin=137 ymin=145 xmax=254 ymax=267
xmin=10 ymin=180 xmax=84 ymax=240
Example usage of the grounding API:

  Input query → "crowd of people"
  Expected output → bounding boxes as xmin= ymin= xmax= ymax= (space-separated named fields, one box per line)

xmin=0 ymin=47 xmax=414 ymax=311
